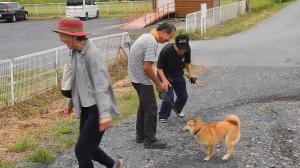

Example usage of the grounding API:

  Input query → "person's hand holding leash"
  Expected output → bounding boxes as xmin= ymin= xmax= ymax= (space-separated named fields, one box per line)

xmin=99 ymin=117 xmax=112 ymax=132
xmin=158 ymin=90 xmax=167 ymax=100
xmin=189 ymin=76 xmax=197 ymax=84
xmin=155 ymin=82 xmax=164 ymax=92
xmin=162 ymin=79 xmax=171 ymax=91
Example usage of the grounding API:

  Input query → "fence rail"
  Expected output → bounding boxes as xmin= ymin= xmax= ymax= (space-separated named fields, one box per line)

xmin=23 ymin=1 xmax=151 ymax=17
xmin=0 ymin=32 xmax=131 ymax=108
xmin=186 ymin=0 xmax=246 ymax=33
xmin=144 ymin=3 xmax=175 ymax=26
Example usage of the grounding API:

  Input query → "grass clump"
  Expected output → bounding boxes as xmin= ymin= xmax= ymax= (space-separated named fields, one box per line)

xmin=28 ymin=147 xmax=54 ymax=164
xmin=8 ymin=138 xmax=34 ymax=153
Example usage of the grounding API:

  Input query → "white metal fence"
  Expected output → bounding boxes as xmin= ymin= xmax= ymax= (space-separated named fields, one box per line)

xmin=23 ymin=1 xmax=151 ymax=17
xmin=0 ymin=32 xmax=130 ymax=108
xmin=186 ymin=0 xmax=246 ymax=33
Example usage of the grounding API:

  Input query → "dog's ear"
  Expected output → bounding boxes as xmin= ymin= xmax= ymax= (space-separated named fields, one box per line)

xmin=194 ymin=115 xmax=202 ymax=121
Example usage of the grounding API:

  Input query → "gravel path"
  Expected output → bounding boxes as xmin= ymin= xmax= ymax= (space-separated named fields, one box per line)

xmin=43 ymin=67 xmax=300 ymax=168
xmin=41 ymin=1 xmax=300 ymax=167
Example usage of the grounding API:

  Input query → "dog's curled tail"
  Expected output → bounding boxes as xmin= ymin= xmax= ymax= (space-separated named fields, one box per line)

xmin=225 ymin=115 xmax=240 ymax=127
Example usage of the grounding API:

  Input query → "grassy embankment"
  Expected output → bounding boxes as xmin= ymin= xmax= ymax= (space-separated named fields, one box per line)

xmin=177 ymin=0 xmax=295 ymax=39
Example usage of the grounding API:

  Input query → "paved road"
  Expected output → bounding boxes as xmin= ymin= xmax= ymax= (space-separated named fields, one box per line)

xmin=0 ymin=18 xmax=122 ymax=59
xmin=31 ymin=1 xmax=300 ymax=167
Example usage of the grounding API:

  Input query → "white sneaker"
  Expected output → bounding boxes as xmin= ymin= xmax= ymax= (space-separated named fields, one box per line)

xmin=176 ymin=112 xmax=185 ymax=118
xmin=113 ymin=159 xmax=124 ymax=168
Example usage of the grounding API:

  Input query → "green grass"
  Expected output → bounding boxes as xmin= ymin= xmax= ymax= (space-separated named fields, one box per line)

xmin=180 ymin=0 xmax=295 ymax=40
xmin=49 ymin=119 xmax=80 ymax=153
xmin=0 ymin=0 xmax=66 ymax=3
xmin=220 ymin=0 xmax=239 ymax=6
xmin=116 ymin=92 xmax=139 ymax=121
xmin=11 ymin=87 xmax=62 ymax=118
xmin=8 ymin=138 xmax=34 ymax=153
xmin=0 ymin=158 xmax=13 ymax=168
xmin=50 ymin=119 xmax=79 ymax=143
xmin=28 ymin=147 xmax=54 ymax=164
xmin=0 ymin=68 xmax=57 ymax=108
xmin=23 ymin=119 xmax=78 ymax=165
xmin=0 ymin=163 xmax=13 ymax=168
xmin=20 ymin=1 xmax=152 ymax=18
xmin=20 ymin=89 xmax=138 ymax=165
xmin=0 ymin=0 xmax=130 ymax=3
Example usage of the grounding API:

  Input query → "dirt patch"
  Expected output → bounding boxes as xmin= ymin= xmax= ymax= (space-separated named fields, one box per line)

xmin=113 ymin=76 xmax=134 ymax=98
xmin=0 ymin=96 xmax=70 ymax=164
xmin=0 ymin=77 xmax=133 ymax=164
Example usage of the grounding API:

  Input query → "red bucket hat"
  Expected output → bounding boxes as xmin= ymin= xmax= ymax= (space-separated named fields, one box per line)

xmin=51 ymin=17 xmax=90 ymax=36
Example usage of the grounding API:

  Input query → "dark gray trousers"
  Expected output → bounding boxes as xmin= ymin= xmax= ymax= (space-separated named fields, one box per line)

xmin=132 ymin=83 xmax=157 ymax=143
xmin=75 ymin=105 xmax=114 ymax=168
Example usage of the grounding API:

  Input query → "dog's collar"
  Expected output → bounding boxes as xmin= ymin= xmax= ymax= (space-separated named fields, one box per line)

xmin=193 ymin=128 xmax=202 ymax=135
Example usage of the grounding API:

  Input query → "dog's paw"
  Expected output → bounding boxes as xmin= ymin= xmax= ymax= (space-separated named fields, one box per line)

xmin=222 ymin=155 xmax=230 ymax=160
xmin=204 ymin=157 xmax=211 ymax=161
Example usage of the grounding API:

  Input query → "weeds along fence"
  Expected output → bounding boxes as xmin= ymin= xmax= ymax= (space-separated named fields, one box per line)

xmin=185 ymin=0 xmax=246 ymax=33
xmin=0 ymin=32 xmax=131 ymax=108
xmin=23 ymin=1 xmax=152 ymax=17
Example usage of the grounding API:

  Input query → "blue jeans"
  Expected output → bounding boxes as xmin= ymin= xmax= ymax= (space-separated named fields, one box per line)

xmin=159 ymin=71 xmax=188 ymax=119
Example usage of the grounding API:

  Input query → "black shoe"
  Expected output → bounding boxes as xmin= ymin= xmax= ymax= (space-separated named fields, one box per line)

xmin=136 ymin=137 xmax=144 ymax=143
xmin=144 ymin=139 xmax=167 ymax=149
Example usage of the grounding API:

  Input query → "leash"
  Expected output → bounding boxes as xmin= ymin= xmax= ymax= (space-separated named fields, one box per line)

xmin=158 ymin=74 xmax=222 ymax=126
xmin=157 ymin=75 xmax=200 ymax=127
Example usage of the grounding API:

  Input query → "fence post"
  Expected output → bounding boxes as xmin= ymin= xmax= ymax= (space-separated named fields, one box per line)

xmin=167 ymin=4 xmax=169 ymax=19
xmin=220 ymin=5 xmax=222 ymax=22
xmin=35 ymin=4 xmax=39 ymax=16
xmin=106 ymin=2 xmax=109 ymax=15
xmin=247 ymin=0 xmax=251 ymax=13
xmin=185 ymin=15 xmax=188 ymax=32
xmin=130 ymin=1 xmax=133 ymax=15
xmin=121 ymin=33 xmax=126 ymax=48
xmin=55 ymin=49 xmax=59 ymax=87
xmin=227 ymin=3 xmax=229 ymax=18
xmin=194 ymin=13 xmax=197 ymax=31
xmin=244 ymin=0 xmax=247 ymax=14
xmin=9 ymin=59 xmax=15 ymax=106
xmin=212 ymin=7 xmax=215 ymax=25
xmin=200 ymin=3 xmax=207 ymax=35
xmin=59 ymin=3 xmax=62 ymax=16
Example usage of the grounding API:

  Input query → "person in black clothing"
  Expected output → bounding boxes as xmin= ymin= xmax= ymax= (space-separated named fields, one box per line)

xmin=157 ymin=35 xmax=195 ymax=123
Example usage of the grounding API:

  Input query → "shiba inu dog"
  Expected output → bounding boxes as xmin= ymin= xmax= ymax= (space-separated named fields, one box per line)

xmin=184 ymin=115 xmax=240 ymax=160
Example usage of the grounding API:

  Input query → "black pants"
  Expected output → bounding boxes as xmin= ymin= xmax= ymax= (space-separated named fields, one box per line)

xmin=75 ymin=105 xmax=114 ymax=168
xmin=159 ymin=71 xmax=188 ymax=119
xmin=132 ymin=83 xmax=157 ymax=143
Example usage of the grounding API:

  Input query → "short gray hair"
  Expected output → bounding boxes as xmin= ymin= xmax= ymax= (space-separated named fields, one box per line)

xmin=157 ymin=22 xmax=176 ymax=34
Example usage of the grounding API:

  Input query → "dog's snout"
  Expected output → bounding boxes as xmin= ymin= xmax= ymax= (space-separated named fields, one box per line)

xmin=182 ymin=125 xmax=189 ymax=131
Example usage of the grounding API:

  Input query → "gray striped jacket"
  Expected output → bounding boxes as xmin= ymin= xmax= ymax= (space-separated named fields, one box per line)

xmin=68 ymin=40 xmax=120 ymax=120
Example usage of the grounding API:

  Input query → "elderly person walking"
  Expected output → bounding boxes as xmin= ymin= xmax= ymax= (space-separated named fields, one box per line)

xmin=52 ymin=17 xmax=124 ymax=168
xmin=128 ymin=22 xmax=176 ymax=149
